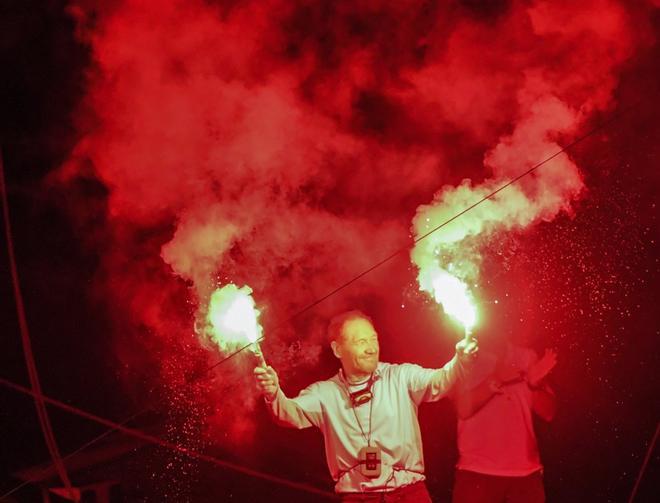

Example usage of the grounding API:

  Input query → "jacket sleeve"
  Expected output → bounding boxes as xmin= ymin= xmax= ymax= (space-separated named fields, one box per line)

xmin=265 ymin=383 xmax=323 ymax=429
xmin=399 ymin=355 xmax=467 ymax=405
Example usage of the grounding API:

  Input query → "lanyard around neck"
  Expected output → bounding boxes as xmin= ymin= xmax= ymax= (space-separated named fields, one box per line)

xmin=344 ymin=374 xmax=375 ymax=446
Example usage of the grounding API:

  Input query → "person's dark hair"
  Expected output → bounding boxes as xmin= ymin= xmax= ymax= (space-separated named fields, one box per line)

xmin=327 ymin=310 xmax=373 ymax=344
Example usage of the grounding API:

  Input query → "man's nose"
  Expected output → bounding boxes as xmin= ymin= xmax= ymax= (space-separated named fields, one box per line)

xmin=365 ymin=345 xmax=377 ymax=355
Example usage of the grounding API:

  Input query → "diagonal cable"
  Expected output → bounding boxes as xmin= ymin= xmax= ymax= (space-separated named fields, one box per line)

xmin=0 ymin=150 xmax=78 ymax=501
xmin=0 ymin=376 xmax=336 ymax=500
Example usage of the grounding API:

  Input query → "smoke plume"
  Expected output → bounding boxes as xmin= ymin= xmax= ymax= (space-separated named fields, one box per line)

xmin=57 ymin=0 xmax=654 ymax=446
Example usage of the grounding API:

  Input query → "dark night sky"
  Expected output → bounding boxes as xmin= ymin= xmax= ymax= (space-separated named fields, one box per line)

xmin=1 ymin=1 xmax=659 ymax=502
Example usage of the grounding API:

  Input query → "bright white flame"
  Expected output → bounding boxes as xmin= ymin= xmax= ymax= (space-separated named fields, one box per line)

xmin=419 ymin=265 xmax=477 ymax=333
xmin=206 ymin=284 xmax=263 ymax=349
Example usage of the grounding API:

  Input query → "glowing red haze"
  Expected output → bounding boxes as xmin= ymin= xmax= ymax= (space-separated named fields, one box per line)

xmin=57 ymin=0 xmax=655 ymax=444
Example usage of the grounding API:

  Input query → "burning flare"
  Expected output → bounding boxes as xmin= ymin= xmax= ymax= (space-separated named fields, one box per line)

xmin=205 ymin=284 xmax=264 ymax=354
xmin=420 ymin=264 xmax=478 ymax=336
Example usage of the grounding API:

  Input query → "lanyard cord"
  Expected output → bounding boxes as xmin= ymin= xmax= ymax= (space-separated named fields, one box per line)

xmin=344 ymin=374 xmax=375 ymax=446
xmin=351 ymin=391 xmax=374 ymax=446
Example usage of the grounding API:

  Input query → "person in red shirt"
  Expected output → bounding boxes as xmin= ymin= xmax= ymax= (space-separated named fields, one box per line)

xmin=451 ymin=335 xmax=557 ymax=503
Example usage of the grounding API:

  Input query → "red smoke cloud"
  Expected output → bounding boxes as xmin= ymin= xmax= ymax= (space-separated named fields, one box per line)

xmin=57 ymin=0 xmax=655 ymax=447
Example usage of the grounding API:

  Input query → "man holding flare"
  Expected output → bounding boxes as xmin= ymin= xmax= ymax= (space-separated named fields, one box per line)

xmin=254 ymin=310 xmax=478 ymax=501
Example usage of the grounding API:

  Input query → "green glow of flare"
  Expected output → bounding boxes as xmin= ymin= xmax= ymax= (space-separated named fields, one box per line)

xmin=206 ymin=284 xmax=263 ymax=348
xmin=425 ymin=267 xmax=478 ymax=335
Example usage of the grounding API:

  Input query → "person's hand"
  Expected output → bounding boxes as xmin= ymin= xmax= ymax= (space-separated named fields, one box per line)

xmin=254 ymin=365 xmax=279 ymax=401
xmin=456 ymin=337 xmax=479 ymax=362
xmin=527 ymin=349 xmax=557 ymax=388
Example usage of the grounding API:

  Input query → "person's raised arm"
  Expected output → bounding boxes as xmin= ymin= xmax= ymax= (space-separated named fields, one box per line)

xmin=254 ymin=365 xmax=321 ymax=429
xmin=405 ymin=338 xmax=479 ymax=404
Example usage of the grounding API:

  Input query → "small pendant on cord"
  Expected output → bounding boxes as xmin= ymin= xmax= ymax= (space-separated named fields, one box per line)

xmin=358 ymin=445 xmax=381 ymax=478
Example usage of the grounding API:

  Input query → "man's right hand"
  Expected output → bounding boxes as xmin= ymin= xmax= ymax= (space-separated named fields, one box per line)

xmin=254 ymin=365 xmax=279 ymax=401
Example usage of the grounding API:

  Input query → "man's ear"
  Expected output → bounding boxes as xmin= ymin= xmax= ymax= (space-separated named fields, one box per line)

xmin=331 ymin=340 xmax=342 ymax=359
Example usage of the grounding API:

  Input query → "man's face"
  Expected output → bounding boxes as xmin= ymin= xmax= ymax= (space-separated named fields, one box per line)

xmin=332 ymin=317 xmax=380 ymax=376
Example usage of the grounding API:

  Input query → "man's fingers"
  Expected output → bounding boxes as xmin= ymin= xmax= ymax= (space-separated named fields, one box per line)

xmin=254 ymin=366 xmax=277 ymax=377
xmin=254 ymin=365 xmax=278 ymax=399
xmin=457 ymin=338 xmax=478 ymax=351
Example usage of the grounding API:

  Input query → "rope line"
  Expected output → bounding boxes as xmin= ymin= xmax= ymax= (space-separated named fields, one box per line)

xmin=0 ymin=411 xmax=144 ymax=500
xmin=0 ymin=150 xmax=77 ymax=501
xmin=627 ymin=421 xmax=660 ymax=503
xmin=0 ymin=376 xmax=336 ymax=500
